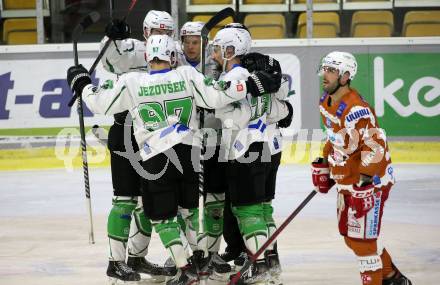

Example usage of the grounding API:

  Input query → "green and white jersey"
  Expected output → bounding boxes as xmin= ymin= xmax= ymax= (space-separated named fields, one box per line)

xmin=175 ymin=43 xmax=222 ymax=144
xmin=82 ymin=65 xmax=249 ymax=161
xmin=100 ymin=37 xmax=149 ymax=74
xmin=215 ymin=66 xmax=270 ymax=160
xmin=266 ymin=82 xmax=290 ymax=155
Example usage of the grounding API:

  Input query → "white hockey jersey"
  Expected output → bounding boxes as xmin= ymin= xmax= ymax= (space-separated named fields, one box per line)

xmin=215 ymin=65 xmax=269 ymax=160
xmin=82 ymin=66 xmax=249 ymax=161
xmin=100 ymin=37 xmax=220 ymax=77
xmin=100 ymin=37 xmax=148 ymax=74
xmin=265 ymin=82 xmax=291 ymax=155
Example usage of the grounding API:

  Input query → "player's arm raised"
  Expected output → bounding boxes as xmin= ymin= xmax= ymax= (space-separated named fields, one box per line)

xmin=100 ymin=20 xmax=144 ymax=74
xmin=66 ymin=64 xmax=132 ymax=115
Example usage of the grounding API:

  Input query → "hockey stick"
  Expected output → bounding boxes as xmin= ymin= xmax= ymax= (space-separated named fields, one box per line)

xmin=71 ymin=11 xmax=101 ymax=244
xmin=197 ymin=6 xmax=235 ymax=239
xmin=68 ymin=0 xmax=138 ymax=107
xmin=228 ymin=190 xmax=318 ymax=285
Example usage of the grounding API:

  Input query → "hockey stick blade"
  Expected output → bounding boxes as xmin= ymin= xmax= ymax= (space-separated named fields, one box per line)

xmin=201 ymin=7 xmax=235 ymax=38
xmin=72 ymin=12 xmax=100 ymax=41
xmin=228 ymin=190 xmax=317 ymax=285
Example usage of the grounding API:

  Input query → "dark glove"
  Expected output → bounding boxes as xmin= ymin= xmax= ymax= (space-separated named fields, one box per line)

xmin=105 ymin=19 xmax=131 ymax=40
xmin=242 ymin=52 xmax=281 ymax=74
xmin=277 ymin=100 xmax=293 ymax=128
xmin=246 ymin=70 xmax=281 ymax=97
xmin=67 ymin=64 xmax=91 ymax=95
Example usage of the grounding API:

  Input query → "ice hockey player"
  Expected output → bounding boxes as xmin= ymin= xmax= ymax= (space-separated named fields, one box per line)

xmin=66 ymin=34 xmax=281 ymax=285
xmin=177 ymin=20 xmax=233 ymax=281
xmin=210 ymin=25 xmax=290 ymax=284
xmin=213 ymin=29 xmax=293 ymax=282
xmin=241 ymin=51 xmax=294 ymax=285
xmin=312 ymin=51 xmax=412 ymax=285
xmin=176 ymin=21 xmax=218 ymax=78
xmin=98 ymin=10 xmax=175 ymax=283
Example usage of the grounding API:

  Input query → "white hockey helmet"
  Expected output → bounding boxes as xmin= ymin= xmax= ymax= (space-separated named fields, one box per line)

xmin=223 ymin=22 xmax=250 ymax=32
xmin=146 ymin=35 xmax=176 ymax=66
xmin=180 ymin=21 xmax=205 ymax=40
xmin=143 ymin=10 xmax=175 ymax=39
xmin=319 ymin=51 xmax=358 ymax=80
xmin=212 ymin=27 xmax=252 ymax=60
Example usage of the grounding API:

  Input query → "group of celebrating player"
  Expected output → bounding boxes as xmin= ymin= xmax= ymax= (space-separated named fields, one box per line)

xmin=66 ymin=9 xmax=412 ymax=285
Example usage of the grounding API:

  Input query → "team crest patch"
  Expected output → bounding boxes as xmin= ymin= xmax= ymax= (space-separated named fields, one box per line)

xmin=336 ymin=101 xmax=347 ymax=117
xmin=361 ymin=274 xmax=373 ymax=284
xmin=234 ymin=140 xmax=244 ymax=151
xmin=273 ymin=137 xmax=280 ymax=150
xmin=236 ymin=83 xmax=244 ymax=92
xmin=160 ymin=24 xmax=165 ymax=29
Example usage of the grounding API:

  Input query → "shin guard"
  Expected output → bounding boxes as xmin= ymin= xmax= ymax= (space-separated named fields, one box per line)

xmin=153 ymin=217 xmax=189 ymax=268
xmin=107 ymin=196 xmax=137 ymax=261
xmin=232 ymin=204 xmax=268 ymax=255
xmin=127 ymin=200 xmax=152 ymax=257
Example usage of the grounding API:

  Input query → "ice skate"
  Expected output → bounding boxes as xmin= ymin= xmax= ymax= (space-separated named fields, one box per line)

xmin=233 ymin=252 xmax=249 ymax=272
xmin=220 ymin=250 xmax=241 ymax=263
xmin=166 ymin=263 xmax=199 ymax=285
xmin=107 ymin=260 xmax=141 ymax=284
xmin=383 ymin=264 xmax=412 ymax=285
xmin=163 ymin=256 xmax=178 ymax=277
xmin=127 ymin=256 xmax=166 ymax=282
xmin=191 ymin=250 xmax=210 ymax=279
xmin=231 ymin=258 xmax=271 ymax=284
xmin=208 ymin=252 xmax=232 ymax=282
xmin=264 ymin=250 xmax=282 ymax=285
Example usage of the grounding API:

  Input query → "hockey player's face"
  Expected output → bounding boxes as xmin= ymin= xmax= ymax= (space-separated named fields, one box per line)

xmin=212 ymin=45 xmax=223 ymax=66
xmin=182 ymin=36 xmax=201 ymax=61
xmin=321 ymin=66 xmax=340 ymax=93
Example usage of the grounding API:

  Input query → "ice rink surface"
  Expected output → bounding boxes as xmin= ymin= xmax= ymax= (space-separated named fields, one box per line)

xmin=1 ymin=164 xmax=439 ymax=284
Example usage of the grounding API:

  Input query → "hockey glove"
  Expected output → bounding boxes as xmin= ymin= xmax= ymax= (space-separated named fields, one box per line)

xmin=277 ymin=101 xmax=293 ymax=128
xmin=350 ymin=183 xmax=375 ymax=219
xmin=242 ymin=52 xmax=282 ymax=74
xmin=311 ymin=157 xmax=335 ymax=194
xmin=105 ymin=19 xmax=131 ymax=40
xmin=67 ymin=64 xmax=91 ymax=95
xmin=246 ymin=70 xmax=281 ymax=97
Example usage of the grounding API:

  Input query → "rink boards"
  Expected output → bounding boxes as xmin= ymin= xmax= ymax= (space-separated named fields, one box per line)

xmin=1 ymin=38 xmax=439 ymax=170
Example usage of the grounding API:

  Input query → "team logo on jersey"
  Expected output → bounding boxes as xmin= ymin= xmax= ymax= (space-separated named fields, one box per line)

xmin=236 ymin=83 xmax=244 ymax=92
xmin=160 ymin=23 xmax=165 ymax=29
xmin=373 ymin=175 xmax=381 ymax=186
xmin=234 ymin=140 xmax=244 ymax=151
xmin=361 ymin=274 xmax=373 ymax=284
xmin=336 ymin=101 xmax=347 ymax=117
xmin=319 ymin=92 xmax=328 ymax=103
xmin=273 ymin=137 xmax=280 ymax=150
xmin=346 ymin=108 xmax=370 ymax=123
